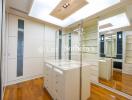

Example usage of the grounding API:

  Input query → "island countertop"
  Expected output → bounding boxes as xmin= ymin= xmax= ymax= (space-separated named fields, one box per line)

xmin=44 ymin=59 xmax=98 ymax=71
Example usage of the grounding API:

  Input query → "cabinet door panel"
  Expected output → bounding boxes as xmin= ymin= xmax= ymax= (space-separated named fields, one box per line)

xmin=24 ymin=20 xmax=44 ymax=58
xmin=7 ymin=59 xmax=17 ymax=82
xmin=8 ymin=37 xmax=17 ymax=59
xmin=8 ymin=14 xmax=18 ymax=36
xmin=23 ymin=58 xmax=43 ymax=77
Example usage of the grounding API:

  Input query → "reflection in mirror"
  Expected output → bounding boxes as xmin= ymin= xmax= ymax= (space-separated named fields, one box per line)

xmin=98 ymin=12 xmax=132 ymax=96
xmin=105 ymin=34 xmax=117 ymax=58
xmin=111 ymin=34 xmax=117 ymax=57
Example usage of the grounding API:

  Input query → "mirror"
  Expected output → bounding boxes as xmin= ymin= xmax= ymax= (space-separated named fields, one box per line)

xmin=98 ymin=12 xmax=132 ymax=95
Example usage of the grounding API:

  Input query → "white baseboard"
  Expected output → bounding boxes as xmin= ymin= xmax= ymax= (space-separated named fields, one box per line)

xmin=5 ymin=74 xmax=44 ymax=86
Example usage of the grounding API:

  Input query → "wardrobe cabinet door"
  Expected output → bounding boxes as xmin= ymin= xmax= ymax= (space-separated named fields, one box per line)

xmin=8 ymin=14 xmax=18 ymax=37
xmin=23 ymin=58 xmax=43 ymax=77
xmin=8 ymin=37 xmax=17 ymax=59
xmin=24 ymin=20 xmax=44 ymax=58
xmin=7 ymin=59 xmax=17 ymax=82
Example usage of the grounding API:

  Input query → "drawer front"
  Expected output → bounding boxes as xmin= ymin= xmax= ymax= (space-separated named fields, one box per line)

xmin=53 ymin=68 xmax=65 ymax=100
xmin=45 ymin=77 xmax=55 ymax=98
xmin=45 ymin=81 xmax=51 ymax=94
xmin=53 ymin=87 xmax=64 ymax=100
xmin=54 ymin=79 xmax=64 ymax=88
xmin=44 ymin=78 xmax=50 ymax=90
xmin=53 ymin=68 xmax=64 ymax=84
xmin=44 ymin=64 xmax=52 ymax=77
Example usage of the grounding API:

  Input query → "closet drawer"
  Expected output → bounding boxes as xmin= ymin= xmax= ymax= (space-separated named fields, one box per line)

xmin=44 ymin=78 xmax=50 ymax=88
xmin=45 ymin=78 xmax=54 ymax=97
xmin=53 ymin=68 xmax=64 ymax=82
xmin=45 ymin=82 xmax=50 ymax=94
xmin=44 ymin=63 xmax=53 ymax=77
xmin=54 ymin=87 xmax=64 ymax=100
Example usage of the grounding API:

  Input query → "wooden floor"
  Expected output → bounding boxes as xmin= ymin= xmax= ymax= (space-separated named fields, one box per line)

xmin=88 ymin=84 xmax=128 ymax=100
xmin=4 ymin=77 xmax=128 ymax=100
xmin=99 ymin=70 xmax=132 ymax=96
xmin=4 ymin=78 xmax=52 ymax=100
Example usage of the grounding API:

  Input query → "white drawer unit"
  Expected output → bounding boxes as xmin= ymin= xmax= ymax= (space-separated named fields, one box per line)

xmin=44 ymin=63 xmax=54 ymax=97
xmin=44 ymin=62 xmax=80 ymax=100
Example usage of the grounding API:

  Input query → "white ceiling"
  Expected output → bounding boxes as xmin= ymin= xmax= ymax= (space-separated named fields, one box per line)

xmin=7 ymin=0 xmax=33 ymax=13
xmin=6 ymin=0 xmax=132 ymax=28
xmin=29 ymin=0 xmax=120 ymax=27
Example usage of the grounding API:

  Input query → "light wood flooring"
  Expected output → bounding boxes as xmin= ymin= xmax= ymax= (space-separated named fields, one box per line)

xmin=4 ymin=77 xmax=128 ymax=100
xmin=99 ymin=70 xmax=132 ymax=96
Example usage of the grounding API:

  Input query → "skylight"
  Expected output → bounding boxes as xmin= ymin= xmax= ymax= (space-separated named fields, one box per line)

xmin=99 ymin=13 xmax=130 ymax=32
xmin=29 ymin=0 xmax=120 ymax=27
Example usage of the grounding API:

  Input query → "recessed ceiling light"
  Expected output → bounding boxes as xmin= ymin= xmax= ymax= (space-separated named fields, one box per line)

xmin=62 ymin=3 xmax=70 ymax=8
xmin=65 ymin=3 xmax=70 ymax=6
xmin=29 ymin=0 xmax=120 ymax=27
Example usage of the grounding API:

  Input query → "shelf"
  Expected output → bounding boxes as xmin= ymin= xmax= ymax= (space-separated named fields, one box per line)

xmin=126 ymin=50 xmax=132 ymax=51
xmin=126 ymin=56 xmax=132 ymax=58
xmin=82 ymin=52 xmax=97 ymax=54
xmin=126 ymin=42 xmax=132 ymax=44
xmin=81 ymin=46 xmax=97 ymax=47
xmin=81 ymin=39 xmax=97 ymax=41
xmin=125 ymin=60 xmax=132 ymax=64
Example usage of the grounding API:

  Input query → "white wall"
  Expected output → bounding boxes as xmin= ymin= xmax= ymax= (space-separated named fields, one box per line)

xmin=5 ymin=13 xmax=58 ymax=85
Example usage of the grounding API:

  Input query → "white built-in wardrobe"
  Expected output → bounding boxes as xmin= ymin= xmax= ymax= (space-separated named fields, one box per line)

xmin=5 ymin=13 xmax=58 ymax=85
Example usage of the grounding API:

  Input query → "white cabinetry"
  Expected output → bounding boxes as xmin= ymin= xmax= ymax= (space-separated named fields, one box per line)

xmin=6 ymin=14 xmax=44 ymax=84
xmin=44 ymin=63 xmax=53 ymax=97
xmin=44 ymin=62 xmax=80 ymax=100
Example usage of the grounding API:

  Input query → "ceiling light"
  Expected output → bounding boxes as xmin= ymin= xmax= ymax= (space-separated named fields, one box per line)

xmin=63 ymin=5 xmax=67 ymax=8
xmin=29 ymin=0 xmax=120 ymax=27
xmin=62 ymin=3 xmax=70 ymax=8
